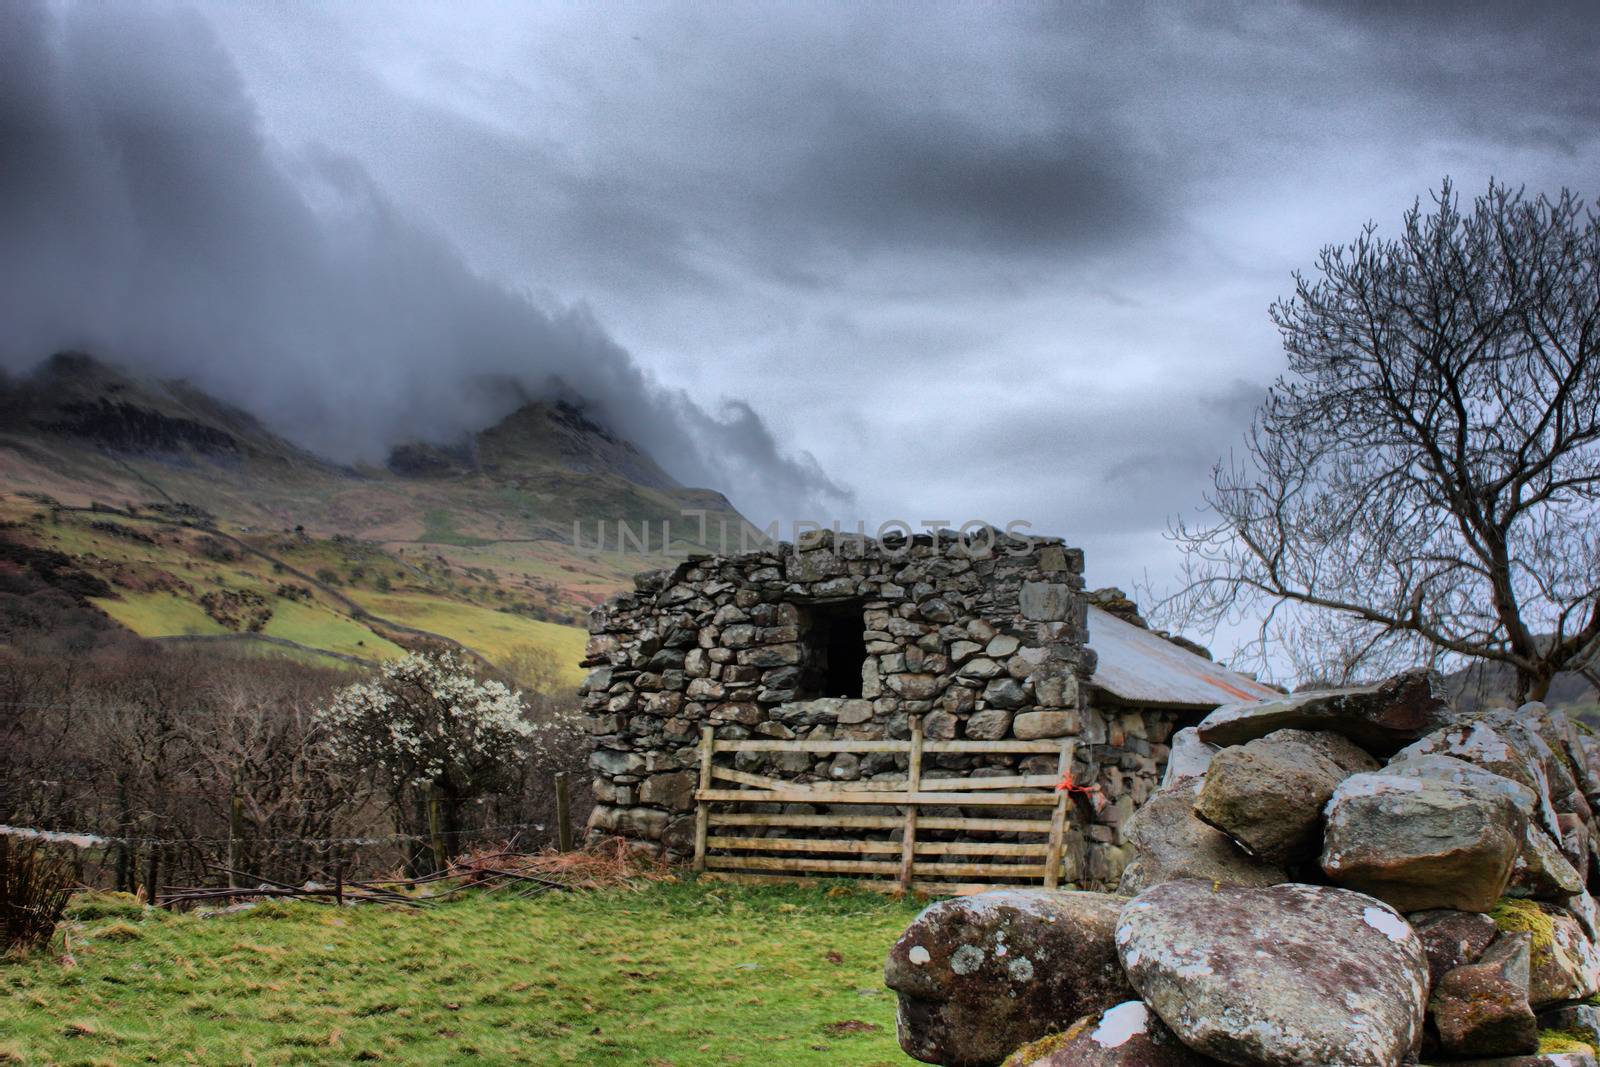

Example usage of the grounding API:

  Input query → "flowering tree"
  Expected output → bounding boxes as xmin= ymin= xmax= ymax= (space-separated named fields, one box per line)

xmin=316 ymin=650 xmax=541 ymax=867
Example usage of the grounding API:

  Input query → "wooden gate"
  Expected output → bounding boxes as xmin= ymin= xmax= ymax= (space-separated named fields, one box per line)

xmin=692 ymin=716 xmax=1078 ymax=895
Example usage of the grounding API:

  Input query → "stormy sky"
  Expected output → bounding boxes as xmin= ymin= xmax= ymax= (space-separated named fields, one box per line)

xmin=3 ymin=1 xmax=1598 ymax=622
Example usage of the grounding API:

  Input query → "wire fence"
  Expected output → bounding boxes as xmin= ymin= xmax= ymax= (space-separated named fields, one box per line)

xmin=2 ymin=686 xmax=591 ymax=894
xmin=0 ymin=821 xmax=544 ymax=850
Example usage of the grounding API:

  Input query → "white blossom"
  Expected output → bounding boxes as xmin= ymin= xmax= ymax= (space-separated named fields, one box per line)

xmin=314 ymin=650 xmax=577 ymax=791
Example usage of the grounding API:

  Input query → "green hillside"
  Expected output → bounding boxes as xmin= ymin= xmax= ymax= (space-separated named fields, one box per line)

xmin=0 ymin=354 xmax=758 ymax=687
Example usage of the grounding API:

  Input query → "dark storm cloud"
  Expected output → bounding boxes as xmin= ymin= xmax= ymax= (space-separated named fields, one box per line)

xmin=773 ymin=102 xmax=1162 ymax=255
xmin=6 ymin=0 xmax=1600 ymax=623
xmin=0 ymin=0 xmax=847 ymax=520
xmin=1300 ymin=1 xmax=1600 ymax=152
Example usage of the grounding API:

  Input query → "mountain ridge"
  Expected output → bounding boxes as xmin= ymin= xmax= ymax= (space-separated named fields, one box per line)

xmin=0 ymin=353 xmax=753 ymax=681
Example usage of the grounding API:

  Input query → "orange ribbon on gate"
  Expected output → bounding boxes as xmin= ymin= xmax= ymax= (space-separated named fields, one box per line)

xmin=1056 ymin=768 xmax=1105 ymax=813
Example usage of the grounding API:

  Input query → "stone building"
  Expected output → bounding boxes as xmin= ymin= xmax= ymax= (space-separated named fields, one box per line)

xmin=579 ymin=528 xmax=1276 ymax=889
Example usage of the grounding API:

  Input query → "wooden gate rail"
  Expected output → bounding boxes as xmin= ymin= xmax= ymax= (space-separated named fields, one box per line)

xmin=692 ymin=716 xmax=1078 ymax=895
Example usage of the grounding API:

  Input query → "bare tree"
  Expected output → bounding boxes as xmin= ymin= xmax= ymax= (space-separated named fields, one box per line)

xmin=1168 ymin=179 xmax=1600 ymax=700
xmin=185 ymin=675 xmax=373 ymax=881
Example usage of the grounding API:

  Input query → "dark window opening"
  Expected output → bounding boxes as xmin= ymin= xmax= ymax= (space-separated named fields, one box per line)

xmin=798 ymin=600 xmax=867 ymax=699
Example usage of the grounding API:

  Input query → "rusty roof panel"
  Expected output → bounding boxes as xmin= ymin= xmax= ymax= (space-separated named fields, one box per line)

xmin=1085 ymin=606 xmax=1279 ymax=709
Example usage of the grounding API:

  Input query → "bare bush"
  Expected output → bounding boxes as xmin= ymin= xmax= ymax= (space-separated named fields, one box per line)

xmin=3 ymin=630 xmax=591 ymax=891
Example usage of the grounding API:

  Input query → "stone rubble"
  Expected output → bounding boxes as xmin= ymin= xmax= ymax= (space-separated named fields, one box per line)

xmin=885 ymin=674 xmax=1600 ymax=1067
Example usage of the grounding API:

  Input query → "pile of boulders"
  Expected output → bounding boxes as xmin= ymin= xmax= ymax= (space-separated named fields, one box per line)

xmin=884 ymin=670 xmax=1600 ymax=1067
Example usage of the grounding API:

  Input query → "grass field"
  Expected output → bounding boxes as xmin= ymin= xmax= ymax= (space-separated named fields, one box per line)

xmin=418 ymin=507 xmax=496 ymax=548
xmin=349 ymin=591 xmax=589 ymax=685
xmin=88 ymin=591 xmax=229 ymax=638
xmin=0 ymin=881 xmax=923 ymax=1066
xmin=261 ymin=600 xmax=407 ymax=662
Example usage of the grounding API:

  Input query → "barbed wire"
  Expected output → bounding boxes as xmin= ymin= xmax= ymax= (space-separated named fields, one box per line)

xmin=0 ymin=821 xmax=546 ymax=850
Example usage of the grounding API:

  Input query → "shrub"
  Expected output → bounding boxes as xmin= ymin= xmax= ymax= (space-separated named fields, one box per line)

xmin=196 ymin=535 xmax=239 ymax=563
xmin=313 ymin=652 xmax=588 ymax=870
xmin=1 ymin=838 xmax=75 ymax=953
xmin=316 ymin=650 xmax=537 ymax=792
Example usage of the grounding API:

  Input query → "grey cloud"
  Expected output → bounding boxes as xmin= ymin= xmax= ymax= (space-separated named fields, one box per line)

xmin=774 ymin=105 xmax=1164 ymax=256
xmin=0 ymin=0 xmax=847 ymax=523
xmin=7 ymin=0 xmax=1600 ymax=621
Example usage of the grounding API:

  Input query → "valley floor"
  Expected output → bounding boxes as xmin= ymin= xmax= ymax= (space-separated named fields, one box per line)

xmin=1 ymin=880 xmax=923 ymax=1066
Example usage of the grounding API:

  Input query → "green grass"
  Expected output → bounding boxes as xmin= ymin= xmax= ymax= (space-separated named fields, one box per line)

xmin=419 ymin=507 xmax=495 ymax=547
xmin=89 ymin=592 xmax=229 ymax=638
xmin=262 ymin=599 xmax=406 ymax=662
xmin=349 ymin=591 xmax=590 ymax=685
xmin=1 ymin=881 xmax=924 ymax=1066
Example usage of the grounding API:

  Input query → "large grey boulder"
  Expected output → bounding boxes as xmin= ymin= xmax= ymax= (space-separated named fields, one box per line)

xmin=1382 ymin=754 xmax=1580 ymax=900
xmin=1115 ymin=880 xmax=1428 ymax=1067
xmin=885 ymin=889 xmax=1134 ymax=1067
xmin=1287 ymin=727 xmax=1387 ymax=774
xmin=1394 ymin=720 xmax=1561 ymax=839
xmin=1002 ymin=1002 xmax=1220 ymax=1067
xmin=1565 ymin=887 xmax=1600 ymax=943
xmin=1321 ymin=773 xmax=1523 ymax=912
xmin=1480 ymin=705 xmax=1595 ymax=823
xmin=1575 ymin=734 xmax=1600 ymax=810
xmin=1193 ymin=729 xmax=1373 ymax=865
xmin=1429 ymin=932 xmax=1539 ymax=1059
xmin=1384 ymin=753 xmax=1542 ymax=819
xmin=1195 ymin=668 xmax=1450 ymax=756
xmin=1559 ymin=814 xmax=1592 ymax=882
xmin=1116 ymin=780 xmax=1285 ymax=895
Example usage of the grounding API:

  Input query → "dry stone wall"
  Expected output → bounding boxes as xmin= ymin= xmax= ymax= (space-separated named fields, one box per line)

xmin=580 ymin=529 xmax=1179 ymax=887
xmin=887 ymin=680 xmax=1600 ymax=1067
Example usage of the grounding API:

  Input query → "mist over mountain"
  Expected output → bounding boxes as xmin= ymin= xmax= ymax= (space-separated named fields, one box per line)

xmin=0 ymin=0 xmax=847 ymax=525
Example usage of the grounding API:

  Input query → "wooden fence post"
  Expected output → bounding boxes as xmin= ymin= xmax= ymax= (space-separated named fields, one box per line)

xmin=427 ymin=784 xmax=447 ymax=873
xmin=897 ymin=714 xmax=925 ymax=893
xmin=144 ymin=843 xmax=160 ymax=907
xmin=693 ymin=726 xmax=714 ymax=872
xmin=554 ymin=772 xmax=573 ymax=852
xmin=228 ymin=790 xmax=245 ymax=889
xmin=1043 ymin=740 xmax=1075 ymax=890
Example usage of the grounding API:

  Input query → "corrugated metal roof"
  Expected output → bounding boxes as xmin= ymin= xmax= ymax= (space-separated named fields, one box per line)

xmin=1085 ymin=605 xmax=1279 ymax=709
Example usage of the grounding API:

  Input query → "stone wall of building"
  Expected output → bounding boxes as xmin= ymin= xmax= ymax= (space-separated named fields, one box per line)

xmin=579 ymin=529 xmax=1182 ymax=888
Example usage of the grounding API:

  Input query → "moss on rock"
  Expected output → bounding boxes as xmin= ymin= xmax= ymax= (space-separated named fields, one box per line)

xmin=1538 ymin=1028 xmax=1596 ymax=1054
xmin=1002 ymin=1024 xmax=1079 ymax=1067
xmin=1492 ymin=897 xmax=1558 ymax=966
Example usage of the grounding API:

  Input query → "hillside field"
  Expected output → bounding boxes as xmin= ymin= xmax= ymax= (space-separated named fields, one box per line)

xmin=0 ymin=881 xmax=923 ymax=1066
xmin=2 ymin=497 xmax=605 ymax=685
